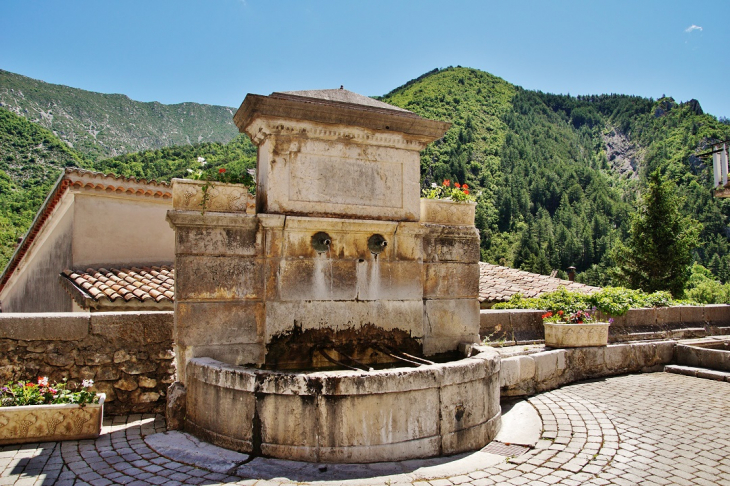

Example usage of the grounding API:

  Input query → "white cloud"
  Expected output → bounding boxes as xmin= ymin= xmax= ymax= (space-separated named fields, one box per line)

xmin=685 ymin=25 xmax=703 ymax=33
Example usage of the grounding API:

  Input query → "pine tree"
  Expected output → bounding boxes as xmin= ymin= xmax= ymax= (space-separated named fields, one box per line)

xmin=611 ymin=170 xmax=702 ymax=296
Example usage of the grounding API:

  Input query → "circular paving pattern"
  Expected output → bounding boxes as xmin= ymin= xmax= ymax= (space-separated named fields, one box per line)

xmin=1 ymin=372 xmax=729 ymax=485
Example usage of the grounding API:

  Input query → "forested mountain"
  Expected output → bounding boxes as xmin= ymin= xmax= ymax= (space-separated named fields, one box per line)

xmin=0 ymin=70 xmax=238 ymax=161
xmin=0 ymin=108 xmax=90 ymax=267
xmin=2 ymin=66 xmax=730 ymax=289
xmin=380 ymin=67 xmax=730 ymax=285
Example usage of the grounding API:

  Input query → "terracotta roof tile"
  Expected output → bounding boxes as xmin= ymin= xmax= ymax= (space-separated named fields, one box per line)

xmin=479 ymin=262 xmax=599 ymax=304
xmin=60 ymin=265 xmax=174 ymax=306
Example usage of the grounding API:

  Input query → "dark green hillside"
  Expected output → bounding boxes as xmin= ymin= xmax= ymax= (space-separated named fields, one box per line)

xmin=92 ymin=134 xmax=257 ymax=182
xmin=0 ymin=69 xmax=238 ymax=161
xmin=381 ymin=67 xmax=633 ymax=284
xmin=0 ymin=107 xmax=90 ymax=268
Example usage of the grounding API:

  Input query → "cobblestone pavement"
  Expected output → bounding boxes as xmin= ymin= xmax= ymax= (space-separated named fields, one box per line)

xmin=2 ymin=372 xmax=729 ymax=485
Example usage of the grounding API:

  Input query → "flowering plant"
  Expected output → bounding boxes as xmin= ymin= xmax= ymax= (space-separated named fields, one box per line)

xmin=0 ymin=377 xmax=100 ymax=407
xmin=422 ymin=179 xmax=476 ymax=203
xmin=184 ymin=157 xmax=256 ymax=213
xmin=541 ymin=309 xmax=605 ymax=324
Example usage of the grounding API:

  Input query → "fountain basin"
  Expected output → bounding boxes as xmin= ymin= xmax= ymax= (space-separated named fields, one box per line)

xmin=184 ymin=346 xmax=501 ymax=463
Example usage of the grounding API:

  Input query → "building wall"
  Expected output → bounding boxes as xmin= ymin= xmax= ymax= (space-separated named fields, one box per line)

xmin=73 ymin=193 xmax=174 ymax=267
xmin=0 ymin=201 xmax=74 ymax=313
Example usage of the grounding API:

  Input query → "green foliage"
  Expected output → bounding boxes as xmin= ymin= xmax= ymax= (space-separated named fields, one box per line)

xmin=1 ymin=378 xmax=99 ymax=407
xmin=612 ymin=170 xmax=702 ymax=296
xmin=493 ymin=286 xmax=681 ymax=316
xmin=0 ymin=107 xmax=91 ymax=270
xmin=684 ymin=263 xmax=730 ymax=304
xmin=421 ymin=179 xmax=475 ymax=202
xmin=91 ymin=134 xmax=257 ymax=182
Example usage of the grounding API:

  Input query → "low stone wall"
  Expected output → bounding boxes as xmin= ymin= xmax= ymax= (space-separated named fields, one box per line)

xmin=499 ymin=341 xmax=675 ymax=397
xmin=675 ymin=341 xmax=730 ymax=372
xmin=481 ymin=305 xmax=730 ymax=344
xmin=0 ymin=312 xmax=174 ymax=415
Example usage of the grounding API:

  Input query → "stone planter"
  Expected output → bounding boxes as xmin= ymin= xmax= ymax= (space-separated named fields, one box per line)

xmin=0 ymin=395 xmax=105 ymax=445
xmin=544 ymin=322 xmax=610 ymax=348
xmin=172 ymin=178 xmax=255 ymax=213
xmin=420 ymin=199 xmax=476 ymax=226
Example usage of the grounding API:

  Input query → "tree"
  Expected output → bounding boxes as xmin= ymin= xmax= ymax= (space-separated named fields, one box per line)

xmin=611 ymin=170 xmax=701 ymax=296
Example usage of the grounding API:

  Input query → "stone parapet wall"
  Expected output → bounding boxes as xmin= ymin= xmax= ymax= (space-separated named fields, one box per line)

xmin=0 ymin=311 xmax=174 ymax=415
xmin=480 ymin=305 xmax=730 ymax=344
xmin=499 ymin=341 xmax=675 ymax=397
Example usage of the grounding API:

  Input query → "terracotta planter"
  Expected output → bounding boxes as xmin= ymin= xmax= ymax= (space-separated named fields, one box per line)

xmin=0 ymin=395 xmax=105 ymax=445
xmin=172 ymin=178 xmax=255 ymax=213
xmin=544 ymin=322 xmax=610 ymax=348
xmin=420 ymin=199 xmax=476 ymax=226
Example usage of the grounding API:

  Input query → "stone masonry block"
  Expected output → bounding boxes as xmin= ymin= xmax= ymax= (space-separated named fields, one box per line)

xmin=509 ymin=310 xmax=545 ymax=342
xmin=175 ymin=220 xmax=260 ymax=256
xmin=175 ymin=255 xmax=264 ymax=301
xmin=656 ymin=306 xmax=682 ymax=327
xmin=500 ymin=357 xmax=520 ymax=387
xmin=479 ymin=310 xmax=512 ymax=340
xmin=518 ymin=355 xmax=536 ymax=381
xmin=176 ymin=301 xmax=263 ymax=348
xmin=423 ymin=262 xmax=479 ymax=299
xmin=679 ymin=305 xmax=705 ymax=325
xmin=703 ymin=305 xmax=730 ymax=326
xmin=421 ymin=227 xmax=480 ymax=263
xmin=0 ymin=313 xmax=89 ymax=341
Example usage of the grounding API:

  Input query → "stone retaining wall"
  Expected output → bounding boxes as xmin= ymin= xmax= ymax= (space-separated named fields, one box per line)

xmin=498 ymin=341 xmax=674 ymax=397
xmin=481 ymin=305 xmax=730 ymax=344
xmin=0 ymin=312 xmax=174 ymax=415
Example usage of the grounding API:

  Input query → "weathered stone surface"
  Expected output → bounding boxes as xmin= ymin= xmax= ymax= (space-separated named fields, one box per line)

xmin=166 ymin=382 xmax=187 ymax=431
xmin=265 ymin=300 xmax=424 ymax=343
xmin=172 ymin=178 xmax=254 ymax=213
xmin=174 ymin=213 xmax=260 ymax=256
xmin=420 ymin=199 xmax=476 ymax=226
xmin=114 ymin=349 xmax=132 ymax=363
xmin=114 ymin=377 xmax=139 ymax=391
xmin=0 ymin=313 xmax=89 ymax=341
xmin=423 ymin=262 xmax=480 ymax=299
xmin=500 ymin=357 xmax=520 ymax=387
xmin=175 ymin=255 xmax=264 ymax=300
xmin=139 ymin=376 xmax=158 ymax=388
xmin=185 ymin=352 xmax=499 ymax=463
xmin=703 ymin=304 xmax=730 ymax=326
xmin=90 ymin=312 xmax=145 ymax=344
xmin=679 ymin=305 xmax=705 ymax=325
xmin=422 ymin=225 xmax=480 ymax=263
xmin=0 ymin=400 xmax=104 ymax=445
xmin=176 ymin=301 xmax=263 ymax=348
xmin=423 ymin=299 xmax=480 ymax=356
xmin=120 ymin=360 xmax=158 ymax=375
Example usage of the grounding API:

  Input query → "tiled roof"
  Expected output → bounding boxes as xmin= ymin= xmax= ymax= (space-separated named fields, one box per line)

xmin=60 ymin=265 xmax=174 ymax=310
xmin=0 ymin=168 xmax=171 ymax=294
xmin=479 ymin=262 xmax=599 ymax=304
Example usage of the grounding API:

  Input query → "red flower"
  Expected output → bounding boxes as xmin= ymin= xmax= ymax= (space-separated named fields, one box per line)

xmin=541 ymin=312 xmax=553 ymax=319
xmin=558 ymin=310 xmax=564 ymax=316
xmin=455 ymin=182 xmax=461 ymax=188
xmin=443 ymin=179 xmax=450 ymax=187
xmin=463 ymin=184 xmax=469 ymax=189
xmin=463 ymin=189 xmax=469 ymax=195
xmin=219 ymin=168 xmax=226 ymax=174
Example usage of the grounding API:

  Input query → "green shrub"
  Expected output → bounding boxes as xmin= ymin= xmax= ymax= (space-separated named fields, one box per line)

xmin=493 ymin=286 xmax=688 ymax=316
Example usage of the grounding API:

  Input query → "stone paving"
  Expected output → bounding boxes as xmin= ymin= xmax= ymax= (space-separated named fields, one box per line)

xmin=2 ymin=372 xmax=730 ymax=485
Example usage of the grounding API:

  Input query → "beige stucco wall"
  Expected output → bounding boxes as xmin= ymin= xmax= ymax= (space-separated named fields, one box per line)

xmin=0 ymin=199 xmax=75 ymax=313
xmin=72 ymin=193 xmax=174 ymax=267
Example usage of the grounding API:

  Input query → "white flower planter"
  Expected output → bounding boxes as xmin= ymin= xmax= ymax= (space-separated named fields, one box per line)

xmin=172 ymin=178 xmax=255 ymax=213
xmin=0 ymin=395 xmax=105 ymax=445
xmin=544 ymin=322 xmax=610 ymax=348
xmin=420 ymin=199 xmax=476 ymax=226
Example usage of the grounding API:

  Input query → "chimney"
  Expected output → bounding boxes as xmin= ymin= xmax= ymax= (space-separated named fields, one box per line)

xmin=567 ymin=266 xmax=576 ymax=282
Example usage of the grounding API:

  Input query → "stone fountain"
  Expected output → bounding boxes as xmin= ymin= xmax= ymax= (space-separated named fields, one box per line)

xmin=166 ymin=88 xmax=501 ymax=463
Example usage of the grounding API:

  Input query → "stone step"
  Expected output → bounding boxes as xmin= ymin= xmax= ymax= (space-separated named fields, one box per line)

xmin=664 ymin=364 xmax=730 ymax=382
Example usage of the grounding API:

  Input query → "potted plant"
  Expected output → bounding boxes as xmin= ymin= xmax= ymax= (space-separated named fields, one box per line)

xmin=0 ymin=377 xmax=105 ymax=445
xmin=420 ymin=179 xmax=477 ymax=226
xmin=172 ymin=159 xmax=256 ymax=214
xmin=542 ymin=309 xmax=612 ymax=348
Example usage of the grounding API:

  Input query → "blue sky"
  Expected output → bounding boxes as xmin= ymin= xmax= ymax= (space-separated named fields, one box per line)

xmin=2 ymin=0 xmax=728 ymax=118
